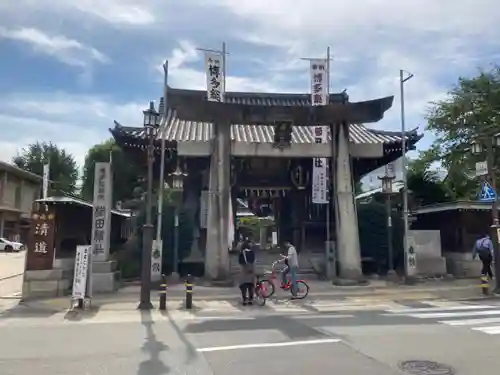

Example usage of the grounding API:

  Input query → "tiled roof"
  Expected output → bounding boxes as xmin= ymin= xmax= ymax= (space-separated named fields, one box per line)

xmin=112 ymin=116 xmax=420 ymax=146
xmin=113 ymin=89 xmax=419 ymax=146
xmin=161 ymin=117 xmax=417 ymax=144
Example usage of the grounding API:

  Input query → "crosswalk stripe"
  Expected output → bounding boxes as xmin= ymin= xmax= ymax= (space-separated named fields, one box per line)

xmin=292 ymin=314 xmax=354 ymax=320
xmin=384 ymin=301 xmax=500 ymax=336
xmin=311 ymin=301 xmax=404 ymax=312
xmin=265 ymin=299 xmax=311 ymax=313
xmin=406 ymin=309 xmax=500 ymax=319
xmin=385 ymin=305 xmax=496 ymax=314
xmin=194 ymin=300 xmax=241 ymax=312
xmin=442 ymin=317 xmax=500 ymax=326
xmin=472 ymin=326 xmax=500 ymax=334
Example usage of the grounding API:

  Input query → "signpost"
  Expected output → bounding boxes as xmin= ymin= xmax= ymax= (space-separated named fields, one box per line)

xmin=475 ymin=161 xmax=488 ymax=177
xmin=406 ymin=235 xmax=417 ymax=277
xmin=71 ymin=245 xmax=91 ymax=309
xmin=479 ymin=180 xmax=497 ymax=202
xmin=151 ymin=240 xmax=162 ymax=282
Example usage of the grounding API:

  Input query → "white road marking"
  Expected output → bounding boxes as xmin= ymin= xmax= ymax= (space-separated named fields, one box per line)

xmin=405 ymin=309 xmax=500 ymax=319
xmin=292 ymin=314 xmax=354 ymax=320
xmin=196 ymin=338 xmax=342 ymax=352
xmin=385 ymin=301 xmax=500 ymax=335
xmin=473 ymin=326 xmax=500 ymax=334
xmin=385 ymin=305 xmax=496 ymax=314
xmin=443 ymin=317 xmax=500 ymax=326
xmin=188 ymin=316 xmax=256 ymax=321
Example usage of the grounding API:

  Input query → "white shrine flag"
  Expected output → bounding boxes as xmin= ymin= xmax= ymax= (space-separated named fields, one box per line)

xmin=42 ymin=163 xmax=50 ymax=199
xmin=310 ymin=59 xmax=329 ymax=204
xmin=205 ymin=51 xmax=224 ymax=102
xmin=310 ymin=59 xmax=328 ymax=106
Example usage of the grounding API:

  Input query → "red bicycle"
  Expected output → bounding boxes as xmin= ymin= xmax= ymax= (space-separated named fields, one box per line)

xmin=254 ymin=261 xmax=309 ymax=306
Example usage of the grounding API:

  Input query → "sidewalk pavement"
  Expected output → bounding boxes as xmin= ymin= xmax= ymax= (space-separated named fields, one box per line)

xmin=13 ymin=278 xmax=489 ymax=313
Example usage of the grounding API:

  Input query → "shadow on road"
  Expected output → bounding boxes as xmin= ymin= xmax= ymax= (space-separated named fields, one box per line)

xmin=0 ymin=300 xmax=60 ymax=319
xmin=137 ymin=310 xmax=170 ymax=375
xmin=162 ymin=310 xmax=198 ymax=365
xmin=63 ymin=305 xmax=101 ymax=321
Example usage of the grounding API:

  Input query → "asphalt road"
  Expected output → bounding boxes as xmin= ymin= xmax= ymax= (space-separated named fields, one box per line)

xmin=0 ymin=251 xmax=24 ymax=300
xmin=1 ymin=298 xmax=500 ymax=374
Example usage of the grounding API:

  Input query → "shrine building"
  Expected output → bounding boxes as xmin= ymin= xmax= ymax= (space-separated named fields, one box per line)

xmin=111 ymin=88 xmax=422 ymax=280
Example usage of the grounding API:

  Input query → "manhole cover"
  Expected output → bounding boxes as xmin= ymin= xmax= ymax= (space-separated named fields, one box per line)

xmin=399 ymin=360 xmax=455 ymax=375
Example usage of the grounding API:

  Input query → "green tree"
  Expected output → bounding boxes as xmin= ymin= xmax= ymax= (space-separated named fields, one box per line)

xmin=13 ymin=142 xmax=78 ymax=194
xmin=407 ymin=169 xmax=452 ymax=206
xmin=425 ymin=65 xmax=500 ymax=199
xmin=81 ymin=139 xmax=144 ymax=204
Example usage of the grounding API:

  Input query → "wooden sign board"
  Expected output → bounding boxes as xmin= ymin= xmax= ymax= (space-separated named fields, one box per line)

xmin=26 ymin=204 xmax=56 ymax=271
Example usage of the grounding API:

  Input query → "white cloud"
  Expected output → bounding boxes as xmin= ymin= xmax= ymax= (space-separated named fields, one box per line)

xmin=2 ymin=0 xmax=500 ymax=171
xmin=0 ymin=0 xmax=155 ymax=27
xmin=0 ymin=27 xmax=109 ymax=67
xmin=68 ymin=0 xmax=155 ymax=26
xmin=0 ymin=93 xmax=144 ymax=171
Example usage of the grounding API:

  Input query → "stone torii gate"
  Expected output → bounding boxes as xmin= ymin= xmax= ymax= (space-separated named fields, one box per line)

xmin=169 ymin=94 xmax=394 ymax=281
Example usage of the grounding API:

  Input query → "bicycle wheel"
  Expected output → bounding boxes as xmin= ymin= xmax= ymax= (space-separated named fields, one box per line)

xmin=256 ymin=279 xmax=275 ymax=298
xmin=291 ymin=280 xmax=309 ymax=299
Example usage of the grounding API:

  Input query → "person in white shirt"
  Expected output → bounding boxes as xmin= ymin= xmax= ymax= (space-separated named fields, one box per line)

xmin=280 ymin=241 xmax=299 ymax=297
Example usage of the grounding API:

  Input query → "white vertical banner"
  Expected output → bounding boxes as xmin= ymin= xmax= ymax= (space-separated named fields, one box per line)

xmin=91 ymin=162 xmax=112 ymax=262
xmin=42 ymin=163 xmax=49 ymax=199
xmin=310 ymin=59 xmax=329 ymax=204
xmin=72 ymin=245 xmax=91 ymax=300
xmin=310 ymin=59 xmax=328 ymax=106
xmin=228 ymin=198 xmax=235 ymax=249
xmin=205 ymin=52 xmax=224 ymax=102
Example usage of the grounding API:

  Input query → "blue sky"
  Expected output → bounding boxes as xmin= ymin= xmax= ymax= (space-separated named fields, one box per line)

xmin=1 ymin=0 xmax=500 ymax=178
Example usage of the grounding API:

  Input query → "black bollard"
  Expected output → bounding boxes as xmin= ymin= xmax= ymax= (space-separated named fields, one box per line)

xmin=185 ymin=274 xmax=193 ymax=309
xmin=159 ymin=274 xmax=167 ymax=311
xmin=481 ymin=274 xmax=489 ymax=295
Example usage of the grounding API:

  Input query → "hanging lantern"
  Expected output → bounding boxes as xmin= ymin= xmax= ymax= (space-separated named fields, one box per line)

xmin=290 ymin=164 xmax=309 ymax=189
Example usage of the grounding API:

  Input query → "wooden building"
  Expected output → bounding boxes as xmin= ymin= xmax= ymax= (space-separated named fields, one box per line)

xmin=111 ymin=89 xmax=422 ymax=280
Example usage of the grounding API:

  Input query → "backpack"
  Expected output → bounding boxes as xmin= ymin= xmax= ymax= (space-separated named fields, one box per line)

xmin=477 ymin=239 xmax=490 ymax=256
xmin=239 ymin=249 xmax=255 ymax=265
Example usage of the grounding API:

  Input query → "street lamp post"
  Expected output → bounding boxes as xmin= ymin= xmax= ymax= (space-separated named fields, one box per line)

xmin=168 ymin=162 xmax=187 ymax=277
xmin=471 ymin=134 xmax=500 ymax=293
xmin=138 ymin=101 xmax=159 ymax=310
xmin=379 ymin=170 xmax=396 ymax=276
xmin=400 ymin=69 xmax=414 ymax=280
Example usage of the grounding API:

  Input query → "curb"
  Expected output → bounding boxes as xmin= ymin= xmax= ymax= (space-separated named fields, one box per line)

xmin=0 ymin=273 xmax=23 ymax=282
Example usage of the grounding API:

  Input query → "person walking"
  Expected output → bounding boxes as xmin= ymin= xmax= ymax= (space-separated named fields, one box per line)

xmin=472 ymin=234 xmax=494 ymax=279
xmin=238 ymin=239 xmax=256 ymax=305
xmin=280 ymin=241 xmax=299 ymax=298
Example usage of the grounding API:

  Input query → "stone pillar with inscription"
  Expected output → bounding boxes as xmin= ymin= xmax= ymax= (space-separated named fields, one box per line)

xmin=205 ymin=122 xmax=231 ymax=280
xmin=332 ymin=122 xmax=362 ymax=279
xmin=90 ymin=162 xmax=117 ymax=293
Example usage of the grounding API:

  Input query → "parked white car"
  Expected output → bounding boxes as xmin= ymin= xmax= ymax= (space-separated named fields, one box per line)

xmin=0 ymin=238 xmax=24 ymax=252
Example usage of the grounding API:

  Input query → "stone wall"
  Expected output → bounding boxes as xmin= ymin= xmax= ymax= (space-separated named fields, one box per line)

xmin=409 ymin=230 xmax=447 ymax=276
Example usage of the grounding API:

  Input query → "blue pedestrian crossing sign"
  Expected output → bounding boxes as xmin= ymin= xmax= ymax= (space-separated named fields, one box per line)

xmin=480 ymin=181 xmax=497 ymax=202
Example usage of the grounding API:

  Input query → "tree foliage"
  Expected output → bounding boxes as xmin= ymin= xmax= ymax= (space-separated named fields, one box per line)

xmin=416 ymin=65 xmax=500 ymax=200
xmin=407 ymin=169 xmax=452 ymax=206
xmin=81 ymin=139 xmax=144 ymax=205
xmin=13 ymin=142 xmax=78 ymax=194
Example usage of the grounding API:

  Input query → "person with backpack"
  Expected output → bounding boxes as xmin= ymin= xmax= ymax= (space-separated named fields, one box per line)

xmin=472 ymin=234 xmax=494 ymax=279
xmin=238 ymin=239 xmax=256 ymax=305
